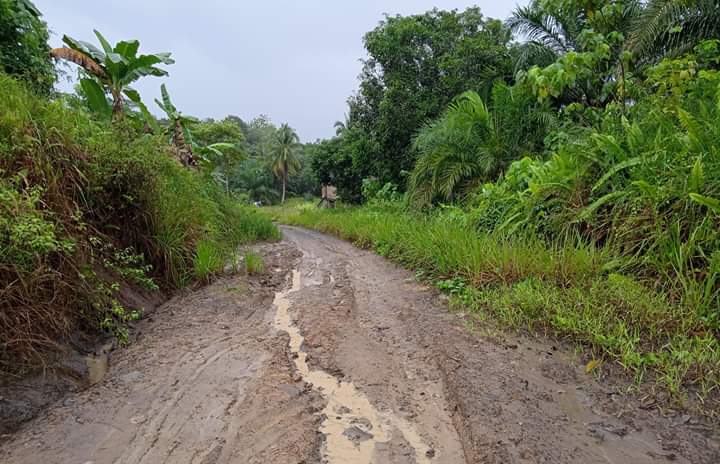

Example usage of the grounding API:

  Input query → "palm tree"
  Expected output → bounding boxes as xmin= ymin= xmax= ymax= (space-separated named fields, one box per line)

xmin=506 ymin=0 xmax=584 ymax=72
xmin=408 ymin=85 xmax=555 ymax=206
xmin=271 ymin=124 xmax=301 ymax=204
xmin=51 ymin=30 xmax=173 ymax=120
xmin=507 ymin=1 xmax=642 ymax=72
xmin=629 ymin=0 xmax=720 ymax=62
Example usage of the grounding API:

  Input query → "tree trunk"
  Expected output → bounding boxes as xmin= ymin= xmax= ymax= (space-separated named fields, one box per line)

xmin=281 ymin=175 xmax=286 ymax=204
xmin=111 ymin=89 xmax=124 ymax=121
xmin=173 ymin=121 xmax=196 ymax=168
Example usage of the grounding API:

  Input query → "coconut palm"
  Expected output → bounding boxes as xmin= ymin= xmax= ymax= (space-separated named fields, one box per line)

xmin=271 ymin=124 xmax=301 ymax=204
xmin=51 ymin=30 xmax=173 ymax=120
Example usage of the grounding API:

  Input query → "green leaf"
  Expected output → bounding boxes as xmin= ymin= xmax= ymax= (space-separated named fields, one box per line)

xmin=576 ymin=191 xmax=626 ymax=222
xmin=689 ymin=193 xmax=720 ymax=214
xmin=160 ymin=83 xmax=175 ymax=113
xmin=688 ymin=157 xmax=704 ymax=193
xmin=17 ymin=0 xmax=41 ymax=16
xmin=62 ymin=35 xmax=105 ymax=62
xmin=94 ymin=30 xmax=114 ymax=55
xmin=80 ymin=78 xmax=111 ymax=119
xmin=124 ymin=88 xmax=160 ymax=133
xmin=592 ymin=157 xmax=642 ymax=193
xmin=114 ymin=40 xmax=140 ymax=59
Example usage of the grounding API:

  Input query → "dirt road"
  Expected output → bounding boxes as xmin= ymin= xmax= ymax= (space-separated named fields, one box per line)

xmin=1 ymin=226 xmax=718 ymax=463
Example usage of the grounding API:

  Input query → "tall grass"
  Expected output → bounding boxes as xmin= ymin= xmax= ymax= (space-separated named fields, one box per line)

xmin=0 ymin=73 xmax=277 ymax=374
xmin=275 ymin=202 xmax=720 ymax=400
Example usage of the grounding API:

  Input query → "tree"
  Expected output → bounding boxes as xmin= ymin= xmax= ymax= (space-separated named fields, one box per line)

xmin=347 ymin=7 xmax=514 ymax=186
xmin=189 ymin=117 xmax=247 ymax=189
xmin=155 ymin=84 xmax=197 ymax=167
xmin=0 ymin=0 xmax=55 ymax=94
xmin=408 ymin=85 xmax=554 ymax=206
xmin=271 ymin=123 xmax=301 ymax=203
xmin=310 ymin=130 xmax=371 ymax=203
xmin=229 ymin=157 xmax=280 ymax=205
xmin=629 ymin=0 xmax=720 ymax=62
xmin=288 ymin=144 xmax=320 ymax=197
xmin=51 ymin=30 xmax=173 ymax=120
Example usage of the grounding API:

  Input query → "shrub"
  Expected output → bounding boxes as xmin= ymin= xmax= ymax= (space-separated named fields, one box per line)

xmin=277 ymin=202 xmax=719 ymax=397
xmin=0 ymin=73 xmax=277 ymax=374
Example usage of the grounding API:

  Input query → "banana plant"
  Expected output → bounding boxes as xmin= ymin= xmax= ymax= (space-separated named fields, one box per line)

xmin=155 ymin=84 xmax=198 ymax=167
xmin=51 ymin=30 xmax=173 ymax=120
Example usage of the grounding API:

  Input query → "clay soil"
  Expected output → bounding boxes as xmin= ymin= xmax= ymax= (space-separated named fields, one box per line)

xmin=1 ymin=225 xmax=718 ymax=463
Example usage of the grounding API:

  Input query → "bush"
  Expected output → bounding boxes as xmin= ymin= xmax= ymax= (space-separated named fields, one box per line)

xmin=0 ymin=73 xmax=277 ymax=374
xmin=466 ymin=44 xmax=720 ymax=323
xmin=276 ymin=202 xmax=719 ymax=398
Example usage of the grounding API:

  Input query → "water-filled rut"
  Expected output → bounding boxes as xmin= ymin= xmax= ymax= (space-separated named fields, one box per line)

xmin=2 ymin=231 xmax=717 ymax=464
xmin=274 ymin=269 xmax=433 ymax=463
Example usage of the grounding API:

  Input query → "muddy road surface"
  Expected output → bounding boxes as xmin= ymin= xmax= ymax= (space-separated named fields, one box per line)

xmin=1 ymin=225 xmax=718 ymax=463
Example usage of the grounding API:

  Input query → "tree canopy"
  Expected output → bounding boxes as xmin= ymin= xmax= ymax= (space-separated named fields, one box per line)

xmin=0 ymin=0 xmax=55 ymax=94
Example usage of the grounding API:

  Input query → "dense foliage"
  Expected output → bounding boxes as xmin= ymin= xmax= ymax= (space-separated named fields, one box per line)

xmin=0 ymin=0 xmax=54 ymax=93
xmin=312 ymin=8 xmax=515 ymax=195
xmin=0 ymin=1 xmax=292 ymax=373
xmin=0 ymin=73 xmax=278 ymax=373
xmin=290 ymin=0 xmax=720 ymax=400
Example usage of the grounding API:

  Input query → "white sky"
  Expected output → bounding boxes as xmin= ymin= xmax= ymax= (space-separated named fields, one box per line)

xmin=35 ymin=1 xmax=526 ymax=141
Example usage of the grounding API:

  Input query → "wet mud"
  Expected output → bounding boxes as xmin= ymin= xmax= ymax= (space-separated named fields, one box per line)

xmin=1 ymin=226 xmax=718 ymax=463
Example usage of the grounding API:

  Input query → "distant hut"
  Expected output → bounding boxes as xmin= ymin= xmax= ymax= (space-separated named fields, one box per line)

xmin=318 ymin=184 xmax=337 ymax=208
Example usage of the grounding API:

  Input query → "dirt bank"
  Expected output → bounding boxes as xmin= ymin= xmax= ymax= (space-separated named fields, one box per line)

xmin=1 ymin=226 xmax=718 ymax=463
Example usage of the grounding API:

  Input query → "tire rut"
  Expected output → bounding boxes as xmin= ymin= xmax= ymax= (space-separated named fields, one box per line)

xmin=1 ymin=231 xmax=718 ymax=464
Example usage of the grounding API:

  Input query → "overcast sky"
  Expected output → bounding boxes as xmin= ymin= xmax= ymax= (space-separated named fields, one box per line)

xmin=35 ymin=1 xmax=525 ymax=142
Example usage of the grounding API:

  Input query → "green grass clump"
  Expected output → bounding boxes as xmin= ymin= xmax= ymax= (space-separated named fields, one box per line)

xmin=0 ymin=73 xmax=277 ymax=373
xmin=193 ymin=240 xmax=225 ymax=282
xmin=244 ymin=250 xmax=264 ymax=275
xmin=273 ymin=201 xmax=720 ymax=400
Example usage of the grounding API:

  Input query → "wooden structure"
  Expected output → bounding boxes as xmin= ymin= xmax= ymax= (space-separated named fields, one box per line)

xmin=318 ymin=184 xmax=337 ymax=208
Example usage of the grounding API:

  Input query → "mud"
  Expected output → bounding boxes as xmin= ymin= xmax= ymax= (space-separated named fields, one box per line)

xmin=1 ymin=226 xmax=718 ymax=463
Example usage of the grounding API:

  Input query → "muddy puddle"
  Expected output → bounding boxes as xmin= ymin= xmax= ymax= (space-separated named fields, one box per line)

xmin=83 ymin=342 xmax=113 ymax=385
xmin=274 ymin=270 xmax=433 ymax=463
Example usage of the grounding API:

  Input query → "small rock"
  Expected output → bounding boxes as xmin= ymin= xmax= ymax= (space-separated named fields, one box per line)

xmin=130 ymin=415 xmax=147 ymax=425
xmin=63 ymin=398 xmax=76 ymax=407
xmin=343 ymin=426 xmax=373 ymax=443
xmin=350 ymin=417 xmax=372 ymax=430
xmin=278 ymin=383 xmax=302 ymax=397
xmin=335 ymin=406 xmax=352 ymax=415
xmin=426 ymin=448 xmax=436 ymax=458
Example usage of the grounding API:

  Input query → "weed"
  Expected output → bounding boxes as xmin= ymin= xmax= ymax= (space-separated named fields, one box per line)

xmin=271 ymin=201 xmax=720 ymax=399
xmin=193 ymin=240 xmax=224 ymax=282
xmin=244 ymin=250 xmax=264 ymax=275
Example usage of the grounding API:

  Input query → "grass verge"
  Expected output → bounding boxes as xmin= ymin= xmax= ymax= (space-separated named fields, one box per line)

xmin=267 ymin=201 xmax=720 ymax=408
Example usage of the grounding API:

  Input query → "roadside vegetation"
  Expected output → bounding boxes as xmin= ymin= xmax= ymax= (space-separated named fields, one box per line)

xmin=0 ymin=1 xmax=282 ymax=376
xmin=276 ymin=0 xmax=720 ymax=406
